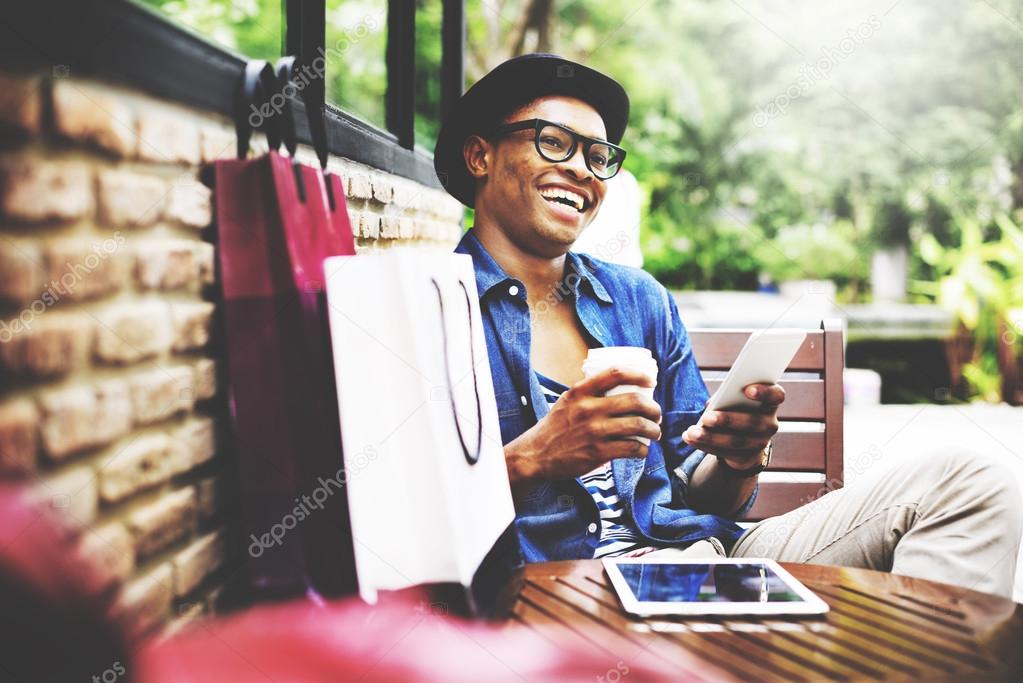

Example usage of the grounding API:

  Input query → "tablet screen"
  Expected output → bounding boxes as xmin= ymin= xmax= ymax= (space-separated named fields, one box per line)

xmin=616 ymin=561 xmax=805 ymax=603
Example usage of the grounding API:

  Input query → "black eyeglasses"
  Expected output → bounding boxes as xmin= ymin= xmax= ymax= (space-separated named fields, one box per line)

xmin=487 ymin=118 xmax=626 ymax=180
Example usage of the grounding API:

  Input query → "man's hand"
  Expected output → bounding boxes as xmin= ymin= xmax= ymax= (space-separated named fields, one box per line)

xmin=504 ymin=367 xmax=662 ymax=490
xmin=682 ymin=383 xmax=784 ymax=471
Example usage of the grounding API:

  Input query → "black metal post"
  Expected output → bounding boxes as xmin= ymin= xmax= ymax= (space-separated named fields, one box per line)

xmin=386 ymin=0 xmax=416 ymax=149
xmin=440 ymin=0 xmax=465 ymax=121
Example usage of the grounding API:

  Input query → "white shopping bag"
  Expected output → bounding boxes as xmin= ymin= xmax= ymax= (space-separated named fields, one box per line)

xmin=323 ymin=249 xmax=515 ymax=603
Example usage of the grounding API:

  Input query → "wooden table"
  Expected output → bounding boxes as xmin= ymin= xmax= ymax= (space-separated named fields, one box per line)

xmin=499 ymin=560 xmax=1022 ymax=681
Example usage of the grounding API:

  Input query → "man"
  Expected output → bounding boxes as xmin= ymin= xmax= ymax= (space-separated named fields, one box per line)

xmin=435 ymin=54 xmax=1021 ymax=598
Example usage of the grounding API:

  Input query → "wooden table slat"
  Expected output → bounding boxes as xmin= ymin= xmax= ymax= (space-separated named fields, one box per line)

xmin=811 ymin=585 xmax=987 ymax=657
xmin=834 ymin=583 xmax=972 ymax=631
xmin=810 ymin=610 xmax=964 ymax=675
xmin=770 ymin=624 xmax=929 ymax=678
xmin=809 ymin=586 xmax=993 ymax=669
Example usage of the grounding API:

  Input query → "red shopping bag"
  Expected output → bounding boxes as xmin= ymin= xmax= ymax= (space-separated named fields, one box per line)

xmin=207 ymin=60 xmax=357 ymax=598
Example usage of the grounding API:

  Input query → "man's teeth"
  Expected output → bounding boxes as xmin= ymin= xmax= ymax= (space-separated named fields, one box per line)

xmin=539 ymin=187 xmax=586 ymax=212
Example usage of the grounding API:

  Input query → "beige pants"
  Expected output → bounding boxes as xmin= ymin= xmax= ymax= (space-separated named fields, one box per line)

xmin=723 ymin=448 xmax=1023 ymax=599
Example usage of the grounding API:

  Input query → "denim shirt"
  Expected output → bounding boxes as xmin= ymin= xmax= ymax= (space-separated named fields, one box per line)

xmin=455 ymin=229 xmax=752 ymax=565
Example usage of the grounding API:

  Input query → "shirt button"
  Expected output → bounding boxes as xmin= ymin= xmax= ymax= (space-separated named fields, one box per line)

xmin=519 ymin=395 xmax=528 ymax=406
xmin=587 ymin=522 xmax=598 ymax=534
xmin=508 ymin=285 xmax=519 ymax=296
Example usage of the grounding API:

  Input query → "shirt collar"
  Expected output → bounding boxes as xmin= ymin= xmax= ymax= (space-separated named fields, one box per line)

xmin=456 ymin=228 xmax=614 ymax=304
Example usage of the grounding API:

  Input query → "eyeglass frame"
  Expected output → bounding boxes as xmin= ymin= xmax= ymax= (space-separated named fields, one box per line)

xmin=484 ymin=118 xmax=627 ymax=180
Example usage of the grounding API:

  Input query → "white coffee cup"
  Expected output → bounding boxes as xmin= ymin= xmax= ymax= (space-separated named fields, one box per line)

xmin=581 ymin=346 xmax=658 ymax=445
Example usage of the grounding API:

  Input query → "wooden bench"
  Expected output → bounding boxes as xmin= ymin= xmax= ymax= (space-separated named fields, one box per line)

xmin=689 ymin=319 xmax=845 ymax=521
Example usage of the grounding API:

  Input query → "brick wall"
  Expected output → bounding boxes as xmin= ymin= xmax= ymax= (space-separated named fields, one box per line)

xmin=0 ymin=71 xmax=464 ymax=637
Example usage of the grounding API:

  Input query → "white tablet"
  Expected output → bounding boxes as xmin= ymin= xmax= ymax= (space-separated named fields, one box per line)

xmin=704 ymin=328 xmax=807 ymax=412
xmin=603 ymin=557 xmax=830 ymax=617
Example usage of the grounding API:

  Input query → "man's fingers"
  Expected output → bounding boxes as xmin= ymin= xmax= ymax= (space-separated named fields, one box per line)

xmin=602 ymin=437 xmax=652 ymax=460
xmin=682 ymin=425 xmax=769 ymax=453
xmin=604 ymin=392 xmax=662 ymax=423
xmin=700 ymin=410 xmax=778 ymax=436
xmin=572 ymin=366 xmax=655 ymax=397
xmin=596 ymin=416 xmax=662 ymax=442
xmin=743 ymin=383 xmax=786 ymax=407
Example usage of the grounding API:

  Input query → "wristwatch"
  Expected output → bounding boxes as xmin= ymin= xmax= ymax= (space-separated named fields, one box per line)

xmin=716 ymin=441 xmax=772 ymax=478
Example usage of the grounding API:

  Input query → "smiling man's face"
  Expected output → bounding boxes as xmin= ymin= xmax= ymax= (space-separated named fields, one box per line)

xmin=467 ymin=95 xmax=609 ymax=258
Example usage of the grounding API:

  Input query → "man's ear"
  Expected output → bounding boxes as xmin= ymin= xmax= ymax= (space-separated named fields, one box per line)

xmin=463 ymin=134 xmax=491 ymax=180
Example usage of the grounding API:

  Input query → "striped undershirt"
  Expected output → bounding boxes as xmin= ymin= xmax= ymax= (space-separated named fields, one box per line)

xmin=535 ymin=371 xmax=658 ymax=559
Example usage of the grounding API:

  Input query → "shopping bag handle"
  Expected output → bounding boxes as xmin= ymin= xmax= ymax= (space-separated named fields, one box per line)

xmin=271 ymin=56 xmax=310 ymax=203
xmin=431 ymin=277 xmax=483 ymax=466
xmin=235 ymin=60 xmax=282 ymax=158
xmin=274 ymin=56 xmax=339 ymax=210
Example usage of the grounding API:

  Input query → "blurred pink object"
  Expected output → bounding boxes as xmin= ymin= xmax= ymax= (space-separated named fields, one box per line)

xmin=138 ymin=594 xmax=676 ymax=682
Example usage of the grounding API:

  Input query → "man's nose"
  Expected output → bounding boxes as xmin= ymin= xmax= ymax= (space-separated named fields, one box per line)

xmin=556 ymin=141 xmax=592 ymax=179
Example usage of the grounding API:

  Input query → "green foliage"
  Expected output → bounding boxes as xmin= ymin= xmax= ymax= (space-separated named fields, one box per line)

xmin=911 ymin=211 xmax=1023 ymax=399
xmin=136 ymin=0 xmax=282 ymax=60
xmin=754 ymin=220 xmax=868 ymax=286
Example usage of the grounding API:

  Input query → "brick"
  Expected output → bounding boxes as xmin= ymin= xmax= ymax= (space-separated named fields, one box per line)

xmin=117 ymin=563 xmax=173 ymax=635
xmin=77 ymin=522 xmax=134 ymax=583
xmin=128 ymin=486 xmax=197 ymax=559
xmin=0 ymin=239 xmax=44 ymax=305
xmin=172 ymin=530 xmax=226 ymax=597
xmin=94 ymin=379 xmax=134 ymax=444
xmin=370 ymin=173 xmax=393 ymax=204
xmin=164 ymin=177 xmax=211 ymax=228
xmin=391 ymin=182 xmax=419 ymax=210
xmin=96 ymin=168 xmax=167 ymax=228
xmin=129 ymin=365 xmax=194 ymax=425
xmin=38 ymin=381 xmax=132 ymax=460
xmin=0 ymin=398 xmax=38 ymax=474
xmin=135 ymin=240 xmax=198 ymax=290
xmin=200 ymin=124 xmax=236 ymax=163
xmin=99 ymin=433 xmax=177 ymax=503
xmin=51 ymin=80 xmax=137 ymax=157
xmin=93 ymin=302 xmax=173 ymax=365
xmin=0 ymin=312 xmax=91 ymax=378
xmin=0 ymin=157 xmax=93 ymax=223
xmin=355 ymin=211 xmax=380 ymax=239
xmin=31 ymin=465 xmax=98 ymax=529
xmin=195 ymin=475 xmax=222 ymax=522
xmin=348 ymin=173 xmax=372 ymax=200
xmin=43 ymin=237 xmax=128 ymax=301
xmin=379 ymin=215 xmax=400 ymax=239
xmin=192 ymin=358 xmax=217 ymax=400
xmin=0 ymin=74 xmax=41 ymax=135
xmin=398 ymin=216 xmax=415 ymax=239
xmin=136 ymin=104 xmax=201 ymax=165
xmin=171 ymin=418 xmax=216 ymax=474
xmin=170 ymin=301 xmax=214 ymax=352
xmin=195 ymin=242 xmax=215 ymax=286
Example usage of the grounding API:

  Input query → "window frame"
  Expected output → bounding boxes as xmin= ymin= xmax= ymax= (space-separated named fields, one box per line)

xmin=4 ymin=0 xmax=465 ymax=188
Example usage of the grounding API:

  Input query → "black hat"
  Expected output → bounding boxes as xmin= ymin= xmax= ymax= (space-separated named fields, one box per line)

xmin=434 ymin=53 xmax=630 ymax=208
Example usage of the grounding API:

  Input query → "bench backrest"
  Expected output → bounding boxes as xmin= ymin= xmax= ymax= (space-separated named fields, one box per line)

xmin=689 ymin=319 xmax=845 ymax=521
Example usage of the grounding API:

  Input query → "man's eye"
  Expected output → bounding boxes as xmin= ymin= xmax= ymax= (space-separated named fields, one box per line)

xmin=540 ymin=136 xmax=566 ymax=149
xmin=589 ymin=153 xmax=608 ymax=167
